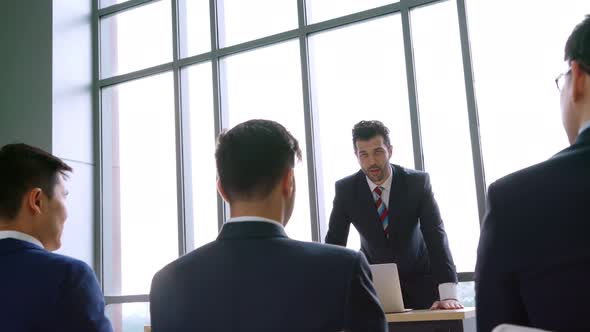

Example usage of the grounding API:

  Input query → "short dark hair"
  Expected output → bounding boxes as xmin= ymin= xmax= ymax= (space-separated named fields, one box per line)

xmin=565 ymin=15 xmax=590 ymax=70
xmin=352 ymin=120 xmax=392 ymax=152
xmin=215 ymin=119 xmax=301 ymax=201
xmin=0 ymin=143 xmax=72 ymax=220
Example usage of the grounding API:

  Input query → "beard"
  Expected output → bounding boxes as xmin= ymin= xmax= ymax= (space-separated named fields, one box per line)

xmin=363 ymin=164 xmax=389 ymax=184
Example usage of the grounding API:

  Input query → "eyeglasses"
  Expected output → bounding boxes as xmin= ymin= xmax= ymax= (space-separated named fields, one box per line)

xmin=555 ymin=69 xmax=571 ymax=91
xmin=555 ymin=61 xmax=590 ymax=91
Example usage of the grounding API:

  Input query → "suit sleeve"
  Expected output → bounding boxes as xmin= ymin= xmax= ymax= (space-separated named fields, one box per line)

xmin=150 ymin=269 xmax=180 ymax=332
xmin=345 ymin=252 xmax=387 ymax=332
xmin=475 ymin=182 xmax=527 ymax=332
xmin=58 ymin=261 xmax=113 ymax=332
xmin=418 ymin=173 xmax=458 ymax=285
xmin=325 ymin=181 xmax=351 ymax=246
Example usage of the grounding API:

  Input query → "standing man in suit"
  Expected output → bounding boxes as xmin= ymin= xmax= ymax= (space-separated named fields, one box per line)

xmin=0 ymin=143 xmax=112 ymax=332
xmin=476 ymin=15 xmax=590 ymax=332
xmin=150 ymin=119 xmax=387 ymax=332
xmin=325 ymin=120 xmax=461 ymax=310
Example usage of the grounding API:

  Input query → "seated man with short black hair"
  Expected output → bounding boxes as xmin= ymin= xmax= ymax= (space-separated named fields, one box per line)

xmin=150 ymin=119 xmax=387 ymax=332
xmin=476 ymin=15 xmax=590 ymax=332
xmin=0 ymin=143 xmax=112 ymax=332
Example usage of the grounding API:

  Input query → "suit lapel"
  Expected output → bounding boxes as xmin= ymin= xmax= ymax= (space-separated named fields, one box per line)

xmin=387 ymin=164 xmax=406 ymax=244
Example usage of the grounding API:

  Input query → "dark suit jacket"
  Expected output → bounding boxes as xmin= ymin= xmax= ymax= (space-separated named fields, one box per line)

xmin=325 ymin=164 xmax=457 ymax=309
xmin=476 ymin=128 xmax=590 ymax=332
xmin=150 ymin=221 xmax=387 ymax=332
xmin=0 ymin=238 xmax=112 ymax=332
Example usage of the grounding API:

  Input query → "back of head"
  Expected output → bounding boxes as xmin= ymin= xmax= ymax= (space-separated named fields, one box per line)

xmin=0 ymin=143 xmax=72 ymax=222
xmin=564 ymin=15 xmax=590 ymax=67
xmin=561 ymin=15 xmax=590 ymax=144
xmin=352 ymin=120 xmax=392 ymax=151
xmin=215 ymin=119 xmax=301 ymax=202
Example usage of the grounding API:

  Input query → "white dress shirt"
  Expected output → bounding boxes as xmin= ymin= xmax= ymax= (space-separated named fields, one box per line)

xmin=366 ymin=169 xmax=458 ymax=301
xmin=226 ymin=216 xmax=284 ymax=227
xmin=579 ymin=120 xmax=590 ymax=135
xmin=366 ymin=169 xmax=394 ymax=209
xmin=0 ymin=230 xmax=43 ymax=248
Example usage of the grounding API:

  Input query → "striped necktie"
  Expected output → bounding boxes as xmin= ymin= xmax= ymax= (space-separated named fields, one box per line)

xmin=373 ymin=186 xmax=389 ymax=238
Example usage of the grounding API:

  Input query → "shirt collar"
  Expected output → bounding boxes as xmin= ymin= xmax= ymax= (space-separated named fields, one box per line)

xmin=366 ymin=165 xmax=393 ymax=193
xmin=0 ymin=230 xmax=44 ymax=248
xmin=226 ymin=216 xmax=284 ymax=228
xmin=579 ymin=120 xmax=590 ymax=135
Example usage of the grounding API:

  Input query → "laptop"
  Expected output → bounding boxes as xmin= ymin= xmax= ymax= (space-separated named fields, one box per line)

xmin=369 ymin=263 xmax=412 ymax=313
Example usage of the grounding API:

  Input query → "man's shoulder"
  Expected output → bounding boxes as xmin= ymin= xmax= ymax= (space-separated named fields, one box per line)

xmin=43 ymin=251 xmax=95 ymax=280
xmin=485 ymin=152 xmax=590 ymax=229
xmin=336 ymin=170 xmax=363 ymax=187
xmin=393 ymin=164 xmax=428 ymax=179
xmin=489 ymin=153 xmax=580 ymax=197
xmin=152 ymin=241 xmax=217 ymax=281
xmin=37 ymin=249 xmax=87 ymax=265
xmin=11 ymin=244 xmax=92 ymax=272
xmin=151 ymin=239 xmax=363 ymax=292
xmin=292 ymin=239 xmax=361 ymax=260
xmin=9 ymin=248 xmax=97 ymax=289
xmin=171 ymin=238 xmax=360 ymax=265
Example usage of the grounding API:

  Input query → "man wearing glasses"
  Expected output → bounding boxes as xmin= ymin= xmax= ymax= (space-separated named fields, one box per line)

xmin=476 ymin=15 xmax=590 ymax=332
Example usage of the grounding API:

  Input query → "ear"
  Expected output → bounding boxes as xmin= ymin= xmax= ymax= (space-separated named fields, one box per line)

xmin=216 ymin=179 xmax=229 ymax=203
xmin=387 ymin=145 xmax=393 ymax=158
xmin=281 ymin=168 xmax=295 ymax=196
xmin=572 ymin=61 xmax=587 ymax=102
xmin=26 ymin=188 xmax=44 ymax=215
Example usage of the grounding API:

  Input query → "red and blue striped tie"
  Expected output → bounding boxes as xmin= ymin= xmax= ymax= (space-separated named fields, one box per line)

xmin=373 ymin=186 xmax=389 ymax=238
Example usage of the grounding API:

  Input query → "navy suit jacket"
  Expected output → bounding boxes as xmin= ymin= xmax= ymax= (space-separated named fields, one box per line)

xmin=150 ymin=221 xmax=387 ymax=332
xmin=325 ymin=164 xmax=457 ymax=309
xmin=0 ymin=238 xmax=112 ymax=332
xmin=476 ymin=128 xmax=590 ymax=331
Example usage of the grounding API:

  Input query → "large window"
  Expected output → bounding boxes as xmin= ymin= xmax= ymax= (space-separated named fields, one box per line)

xmin=466 ymin=0 xmax=590 ymax=184
xmin=411 ymin=0 xmax=479 ymax=272
xmin=102 ymin=72 xmax=179 ymax=296
xmin=221 ymin=40 xmax=312 ymax=241
xmin=217 ymin=0 xmax=298 ymax=46
xmin=100 ymin=0 xmax=172 ymax=78
xmin=94 ymin=0 xmax=587 ymax=329
xmin=308 ymin=14 xmax=414 ymax=249
xmin=182 ymin=62 xmax=218 ymax=249
xmin=96 ymin=2 xmax=480 ymax=328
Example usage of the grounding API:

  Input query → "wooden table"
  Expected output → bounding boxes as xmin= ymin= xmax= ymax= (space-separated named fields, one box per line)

xmin=387 ymin=307 xmax=475 ymax=332
xmin=144 ymin=307 xmax=475 ymax=332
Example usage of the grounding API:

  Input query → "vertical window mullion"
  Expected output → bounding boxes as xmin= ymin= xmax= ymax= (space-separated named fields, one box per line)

xmin=210 ymin=0 xmax=226 ymax=231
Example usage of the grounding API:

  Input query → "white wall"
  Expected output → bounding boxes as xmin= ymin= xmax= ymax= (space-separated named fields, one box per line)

xmin=0 ymin=0 xmax=95 ymax=268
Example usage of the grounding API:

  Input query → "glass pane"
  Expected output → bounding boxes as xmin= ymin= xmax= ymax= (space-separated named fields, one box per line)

xmin=179 ymin=0 xmax=211 ymax=58
xmin=458 ymin=281 xmax=475 ymax=307
xmin=309 ymin=15 xmax=413 ymax=250
xmin=106 ymin=303 xmax=150 ymax=332
xmin=102 ymin=72 xmax=179 ymax=295
xmin=217 ymin=0 xmax=298 ymax=47
xmin=221 ymin=40 xmax=311 ymax=242
xmin=467 ymin=0 xmax=590 ymax=184
xmin=182 ymin=62 xmax=219 ymax=249
xmin=100 ymin=0 xmax=172 ymax=78
xmin=411 ymin=0 xmax=479 ymax=272
xmin=306 ymin=0 xmax=394 ymax=24
xmin=101 ymin=0 xmax=129 ymax=8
